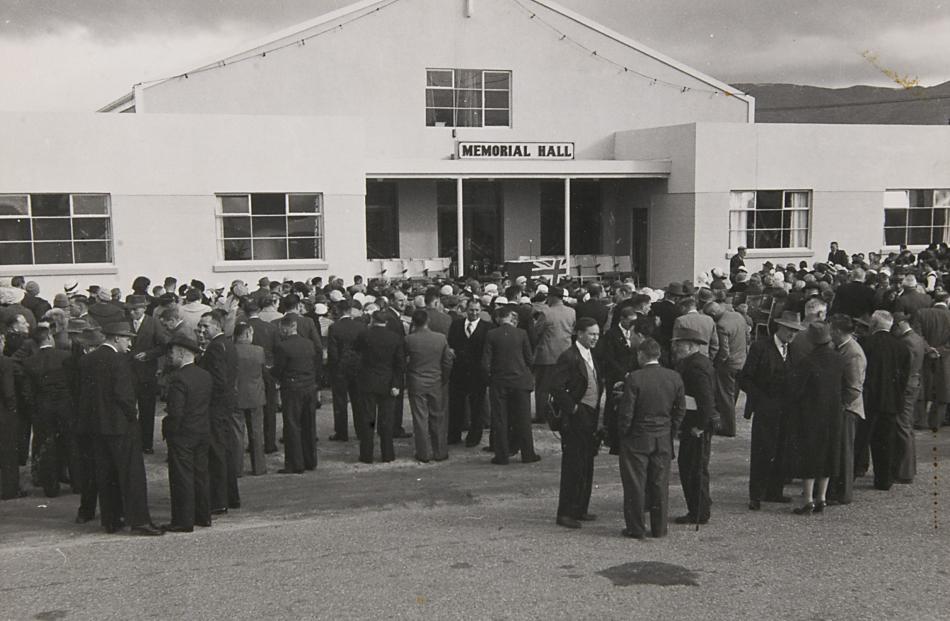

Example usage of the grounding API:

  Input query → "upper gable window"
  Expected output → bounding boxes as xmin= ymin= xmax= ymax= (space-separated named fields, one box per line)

xmin=426 ymin=69 xmax=511 ymax=128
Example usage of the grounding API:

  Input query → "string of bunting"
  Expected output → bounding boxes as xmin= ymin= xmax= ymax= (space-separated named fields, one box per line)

xmin=508 ymin=0 xmax=740 ymax=99
xmin=133 ymin=0 xmax=403 ymax=88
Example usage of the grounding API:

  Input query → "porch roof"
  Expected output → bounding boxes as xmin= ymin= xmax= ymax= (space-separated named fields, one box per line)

xmin=365 ymin=158 xmax=671 ymax=179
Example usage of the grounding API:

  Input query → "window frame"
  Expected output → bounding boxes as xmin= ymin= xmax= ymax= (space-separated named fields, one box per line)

xmin=425 ymin=68 xmax=512 ymax=128
xmin=882 ymin=189 xmax=950 ymax=249
xmin=728 ymin=189 xmax=812 ymax=252
xmin=216 ymin=192 xmax=325 ymax=262
xmin=0 ymin=193 xmax=113 ymax=266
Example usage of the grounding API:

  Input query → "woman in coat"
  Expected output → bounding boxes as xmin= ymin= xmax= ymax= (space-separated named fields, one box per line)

xmin=788 ymin=322 xmax=845 ymax=514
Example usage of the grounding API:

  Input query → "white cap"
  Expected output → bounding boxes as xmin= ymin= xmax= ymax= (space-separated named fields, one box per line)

xmin=329 ymin=290 xmax=344 ymax=302
xmin=484 ymin=283 xmax=498 ymax=294
xmin=536 ymin=283 xmax=549 ymax=294
xmin=353 ymin=292 xmax=366 ymax=304
xmin=440 ymin=284 xmax=453 ymax=296
xmin=515 ymin=275 xmax=527 ymax=285
xmin=519 ymin=296 xmax=531 ymax=304
xmin=494 ymin=296 xmax=509 ymax=305
xmin=314 ymin=303 xmax=329 ymax=315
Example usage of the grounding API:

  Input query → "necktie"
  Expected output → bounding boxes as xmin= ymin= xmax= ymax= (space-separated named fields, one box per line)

xmin=781 ymin=343 xmax=788 ymax=360
xmin=466 ymin=322 xmax=474 ymax=337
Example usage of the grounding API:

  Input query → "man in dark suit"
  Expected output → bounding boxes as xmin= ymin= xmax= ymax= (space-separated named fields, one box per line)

xmin=672 ymin=326 xmax=720 ymax=525
xmin=383 ymin=290 xmax=411 ymax=438
xmin=617 ymin=337 xmax=685 ymax=538
xmin=575 ymin=283 xmax=609 ymax=330
xmin=858 ymin=311 xmax=910 ymax=490
xmin=740 ymin=310 xmax=801 ymax=510
xmin=21 ymin=325 xmax=75 ymax=497
xmin=405 ymin=310 xmax=454 ymax=462
xmin=551 ymin=317 xmax=602 ymax=529
xmin=161 ymin=334 xmax=212 ymax=532
xmin=0 ymin=332 xmax=22 ymax=500
xmin=827 ymin=241 xmax=849 ymax=267
xmin=447 ymin=298 xmax=490 ymax=447
xmin=126 ymin=294 xmax=165 ymax=454
xmin=913 ymin=292 xmax=950 ymax=430
xmin=596 ymin=306 xmax=639 ymax=455
xmin=273 ymin=315 xmax=319 ymax=473
xmin=245 ymin=301 xmax=280 ymax=453
xmin=482 ymin=306 xmax=537 ymax=465
xmin=196 ymin=309 xmax=240 ymax=514
xmin=893 ymin=275 xmax=932 ymax=318
xmin=355 ymin=311 xmax=405 ymax=463
xmin=326 ymin=300 xmax=367 ymax=442
xmin=830 ymin=268 xmax=875 ymax=319
xmin=79 ymin=321 xmax=162 ymax=536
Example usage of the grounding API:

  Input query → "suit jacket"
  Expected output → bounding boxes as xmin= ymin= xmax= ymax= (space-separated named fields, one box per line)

xmin=273 ymin=334 xmax=317 ymax=390
xmin=897 ymin=327 xmax=927 ymax=383
xmin=447 ymin=316 xmax=490 ymax=389
xmin=673 ymin=311 xmax=719 ymax=359
xmin=595 ymin=324 xmax=637 ymax=385
xmin=830 ymin=282 xmax=875 ymax=318
xmin=676 ymin=351 xmax=719 ymax=433
xmin=893 ymin=290 xmax=933 ymax=318
xmin=649 ymin=299 xmax=679 ymax=347
xmin=0 ymin=356 xmax=17 ymax=421
xmin=163 ymin=363 xmax=212 ymax=441
xmin=424 ymin=308 xmax=452 ymax=337
xmin=356 ymin=325 xmax=405 ymax=395
xmin=575 ymin=299 xmax=609 ymax=330
xmin=861 ymin=330 xmax=910 ymax=415
xmin=482 ymin=324 xmax=534 ymax=390
xmin=550 ymin=343 xmax=604 ymax=419
xmin=198 ymin=333 xmax=238 ymax=412
xmin=740 ymin=337 xmax=792 ymax=417
xmin=22 ymin=346 xmax=72 ymax=414
xmin=713 ymin=310 xmax=748 ymax=370
xmin=327 ymin=317 xmax=368 ymax=379
xmin=534 ymin=302 xmax=576 ymax=365
xmin=247 ymin=316 xmax=279 ymax=367
xmin=273 ymin=312 xmax=323 ymax=372
xmin=405 ymin=328 xmax=453 ymax=393
xmin=79 ymin=344 xmax=138 ymax=436
xmin=129 ymin=314 xmax=166 ymax=384
xmin=836 ymin=337 xmax=867 ymax=420
xmin=383 ymin=307 xmax=407 ymax=337
xmin=234 ymin=342 xmax=266 ymax=408
xmin=617 ymin=363 xmax=685 ymax=440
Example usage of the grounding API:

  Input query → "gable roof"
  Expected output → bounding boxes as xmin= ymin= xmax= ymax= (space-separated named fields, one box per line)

xmin=100 ymin=0 xmax=753 ymax=118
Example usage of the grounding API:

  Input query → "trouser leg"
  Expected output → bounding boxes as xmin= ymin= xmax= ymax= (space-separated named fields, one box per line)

xmin=854 ymin=410 xmax=873 ymax=476
xmin=94 ymin=436 xmax=120 ymax=529
xmin=829 ymin=412 xmax=856 ymax=503
xmin=262 ymin=368 xmax=278 ymax=452
xmin=167 ymin=439 xmax=195 ymax=529
xmin=649 ymin=438 xmax=672 ymax=537
xmin=118 ymin=428 xmax=151 ymax=527
xmin=512 ymin=389 xmax=536 ymax=460
xmin=300 ymin=388 xmax=318 ymax=471
xmin=448 ymin=383 xmax=465 ymax=444
xmin=0 ymin=407 xmax=21 ymax=499
xmin=193 ymin=440 xmax=211 ymax=524
xmin=619 ymin=437 xmax=648 ymax=536
xmin=281 ymin=388 xmax=304 ymax=472
xmin=894 ymin=380 xmax=918 ymax=481
xmin=871 ymin=410 xmax=897 ymax=490
xmin=356 ymin=393 xmax=375 ymax=462
xmin=490 ymin=385 xmax=510 ymax=462
xmin=430 ymin=389 xmax=448 ymax=460
xmin=465 ymin=386 xmax=487 ymax=446
xmin=75 ymin=432 xmax=98 ymax=518
xmin=33 ymin=409 xmax=60 ymax=497
xmin=557 ymin=404 xmax=596 ymax=518
xmin=714 ymin=365 xmax=738 ymax=437
xmin=749 ymin=411 xmax=781 ymax=501
xmin=377 ymin=395 xmax=395 ymax=462
xmin=331 ymin=375 xmax=350 ymax=439
xmin=136 ymin=380 xmax=157 ymax=451
xmin=533 ymin=364 xmax=554 ymax=422
xmin=409 ymin=390 xmax=431 ymax=461
xmin=245 ymin=407 xmax=267 ymax=475
xmin=207 ymin=414 xmax=229 ymax=510
xmin=229 ymin=409 xmax=246 ymax=478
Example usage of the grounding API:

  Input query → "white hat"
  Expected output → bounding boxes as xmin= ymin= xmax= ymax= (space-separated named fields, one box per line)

xmin=737 ymin=266 xmax=748 ymax=274
xmin=0 ymin=286 xmax=25 ymax=305
xmin=484 ymin=283 xmax=498 ymax=295
xmin=519 ymin=296 xmax=531 ymax=304
xmin=364 ymin=303 xmax=379 ymax=314
xmin=329 ymin=290 xmax=344 ymax=302
xmin=440 ymin=284 xmax=453 ymax=296
xmin=493 ymin=296 xmax=509 ymax=305
xmin=353 ymin=292 xmax=366 ymax=304
xmin=515 ymin=275 xmax=527 ymax=285
xmin=314 ymin=303 xmax=329 ymax=315
xmin=364 ymin=295 xmax=376 ymax=304
xmin=536 ymin=283 xmax=549 ymax=295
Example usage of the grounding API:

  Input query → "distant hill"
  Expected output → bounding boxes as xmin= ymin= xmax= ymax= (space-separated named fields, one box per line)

xmin=733 ymin=82 xmax=950 ymax=125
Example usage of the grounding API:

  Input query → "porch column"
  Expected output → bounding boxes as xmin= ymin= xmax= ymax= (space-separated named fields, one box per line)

xmin=563 ymin=177 xmax=571 ymax=278
xmin=456 ymin=177 xmax=465 ymax=278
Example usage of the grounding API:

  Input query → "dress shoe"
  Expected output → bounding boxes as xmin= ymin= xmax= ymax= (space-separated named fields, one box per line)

xmin=228 ymin=502 xmax=241 ymax=510
xmin=143 ymin=448 xmax=154 ymax=455
xmin=211 ymin=507 xmax=228 ymax=515
xmin=416 ymin=458 xmax=430 ymax=464
xmin=328 ymin=434 xmax=348 ymax=442
xmin=521 ymin=454 xmax=541 ymax=464
xmin=792 ymin=502 xmax=815 ymax=515
xmin=556 ymin=515 xmax=581 ymax=529
xmin=490 ymin=457 xmax=509 ymax=465
xmin=813 ymin=500 xmax=827 ymax=513
xmin=621 ymin=528 xmax=645 ymax=539
xmin=358 ymin=458 xmax=373 ymax=464
xmin=161 ymin=523 xmax=194 ymax=533
xmin=674 ymin=514 xmax=708 ymax=525
xmin=277 ymin=468 xmax=303 ymax=474
xmin=195 ymin=520 xmax=212 ymax=528
xmin=578 ymin=513 xmax=597 ymax=522
xmin=764 ymin=494 xmax=792 ymax=504
xmin=74 ymin=513 xmax=95 ymax=524
xmin=748 ymin=500 xmax=761 ymax=511
xmin=131 ymin=524 xmax=165 ymax=536
xmin=893 ymin=477 xmax=913 ymax=484
xmin=433 ymin=455 xmax=448 ymax=462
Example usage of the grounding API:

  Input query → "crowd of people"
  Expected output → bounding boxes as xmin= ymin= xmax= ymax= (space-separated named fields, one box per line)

xmin=0 ymin=238 xmax=946 ymax=539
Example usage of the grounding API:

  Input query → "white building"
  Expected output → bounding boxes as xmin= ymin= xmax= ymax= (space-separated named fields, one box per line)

xmin=2 ymin=0 xmax=950 ymax=293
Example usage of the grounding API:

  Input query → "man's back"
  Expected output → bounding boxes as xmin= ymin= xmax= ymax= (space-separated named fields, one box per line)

xmin=357 ymin=326 xmax=405 ymax=394
xmin=405 ymin=329 xmax=451 ymax=391
xmin=80 ymin=346 xmax=136 ymax=436
xmin=534 ymin=304 xmax=575 ymax=365
xmin=482 ymin=324 xmax=533 ymax=390
xmin=619 ymin=364 xmax=685 ymax=438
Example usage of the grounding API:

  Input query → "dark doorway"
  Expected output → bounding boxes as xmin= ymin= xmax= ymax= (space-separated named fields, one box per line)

xmin=365 ymin=181 xmax=399 ymax=259
xmin=631 ymin=207 xmax=648 ymax=284
xmin=437 ymin=180 xmax=504 ymax=274
xmin=539 ymin=180 xmax=603 ymax=255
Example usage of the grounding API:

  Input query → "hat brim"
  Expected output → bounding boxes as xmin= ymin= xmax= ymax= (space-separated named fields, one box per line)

xmin=774 ymin=319 xmax=802 ymax=331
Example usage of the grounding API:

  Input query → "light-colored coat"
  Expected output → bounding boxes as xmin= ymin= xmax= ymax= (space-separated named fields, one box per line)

xmin=234 ymin=342 xmax=266 ymax=409
xmin=712 ymin=310 xmax=748 ymax=370
xmin=405 ymin=328 xmax=453 ymax=393
xmin=533 ymin=302 xmax=575 ymax=365
xmin=836 ymin=337 xmax=867 ymax=420
xmin=674 ymin=311 xmax=720 ymax=359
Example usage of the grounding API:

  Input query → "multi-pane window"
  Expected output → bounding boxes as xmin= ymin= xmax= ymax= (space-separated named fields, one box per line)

xmin=425 ymin=69 xmax=511 ymax=128
xmin=729 ymin=190 xmax=811 ymax=250
xmin=217 ymin=193 xmax=323 ymax=261
xmin=0 ymin=193 xmax=113 ymax=265
xmin=883 ymin=189 xmax=950 ymax=246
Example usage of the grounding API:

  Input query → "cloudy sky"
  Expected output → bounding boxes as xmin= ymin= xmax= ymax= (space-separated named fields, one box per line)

xmin=1 ymin=0 xmax=947 ymax=111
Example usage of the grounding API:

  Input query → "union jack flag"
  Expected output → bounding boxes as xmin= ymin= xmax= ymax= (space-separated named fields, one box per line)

xmin=505 ymin=258 xmax=568 ymax=284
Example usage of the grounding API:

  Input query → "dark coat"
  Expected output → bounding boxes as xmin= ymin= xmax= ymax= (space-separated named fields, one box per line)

xmin=893 ymin=290 xmax=933 ymax=318
xmin=356 ymin=325 xmax=405 ymax=395
xmin=447 ymin=316 xmax=490 ymax=389
xmin=129 ymin=314 xmax=165 ymax=384
xmin=830 ymin=282 xmax=875 ymax=318
xmin=198 ymin=334 xmax=238 ymax=412
xmin=595 ymin=324 xmax=638 ymax=385
xmin=481 ymin=324 xmax=534 ymax=391
xmin=273 ymin=334 xmax=317 ymax=390
xmin=914 ymin=304 xmax=950 ymax=402
xmin=79 ymin=344 xmax=138 ymax=436
xmin=162 ymin=363 xmax=212 ymax=442
xmin=740 ymin=337 xmax=792 ymax=418
xmin=326 ymin=317 xmax=367 ymax=379
xmin=575 ymin=299 xmax=609 ymax=330
xmin=21 ymin=295 xmax=51 ymax=322
xmin=617 ymin=363 xmax=685 ymax=441
xmin=676 ymin=351 xmax=719 ymax=434
xmin=234 ymin=342 xmax=266 ymax=408
xmin=788 ymin=344 xmax=844 ymax=478
xmin=550 ymin=344 xmax=603 ymax=417
xmin=247 ymin=316 xmax=279 ymax=367
xmin=649 ymin=299 xmax=679 ymax=347
xmin=861 ymin=330 xmax=910 ymax=415
xmin=424 ymin=308 xmax=452 ymax=337
xmin=21 ymin=347 xmax=72 ymax=421
xmin=272 ymin=312 xmax=323 ymax=372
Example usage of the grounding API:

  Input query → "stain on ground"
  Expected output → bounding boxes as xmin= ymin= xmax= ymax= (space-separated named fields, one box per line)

xmin=597 ymin=562 xmax=699 ymax=587
xmin=450 ymin=562 xmax=473 ymax=569
xmin=559 ymin=564 xmax=576 ymax=569
xmin=34 ymin=612 xmax=68 ymax=621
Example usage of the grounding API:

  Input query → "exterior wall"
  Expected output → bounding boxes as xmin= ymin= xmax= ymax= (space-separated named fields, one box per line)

xmin=645 ymin=191 xmax=695 ymax=288
xmin=139 ymin=0 xmax=749 ymax=161
xmin=0 ymin=112 xmax=367 ymax=293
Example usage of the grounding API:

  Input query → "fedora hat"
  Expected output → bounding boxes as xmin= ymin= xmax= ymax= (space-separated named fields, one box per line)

xmin=101 ymin=321 xmax=135 ymax=337
xmin=666 ymin=282 xmax=685 ymax=297
xmin=773 ymin=311 xmax=803 ymax=331
xmin=672 ymin=326 xmax=709 ymax=345
xmin=125 ymin=294 xmax=148 ymax=308
xmin=66 ymin=318 xmax=89 ymax=334
xmin=76 ymin=327 xmax=105 ymax=347
xmin=806 ymin=322 xmax=832 ymax=345
xmin=168 ymin=333 xmax=202 ymax=354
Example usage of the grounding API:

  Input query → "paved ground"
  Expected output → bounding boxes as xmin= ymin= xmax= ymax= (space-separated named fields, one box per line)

xmin=1 ymin=396 xmax=949 ymax=620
